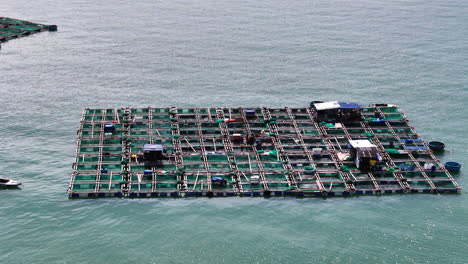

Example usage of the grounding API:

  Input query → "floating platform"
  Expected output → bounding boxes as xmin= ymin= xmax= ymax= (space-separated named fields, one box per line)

xmin=0 ymin=17 xmax=56 ymax=45
xmin=68 ymin=104 xmax=461 ymax=199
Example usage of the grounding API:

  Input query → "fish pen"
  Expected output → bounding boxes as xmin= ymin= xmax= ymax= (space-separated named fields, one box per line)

xmin=68 ymin=103 xmax=461 ymax=198
xmin=0 ymin=17 xmax=56 ymax=45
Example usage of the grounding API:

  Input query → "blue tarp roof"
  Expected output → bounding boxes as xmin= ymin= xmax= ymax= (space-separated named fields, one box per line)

xmin=338 ymin=102 xmax=361 ymax=109
xmin=212 ymin=177 xmax=226 ymax=181
xmin=404 ymin=146 xmax=429 ymax=150
xmin=400 ymin=139 xmax=423 ymax=142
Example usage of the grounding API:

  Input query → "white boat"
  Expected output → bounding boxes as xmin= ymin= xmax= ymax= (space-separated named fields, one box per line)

xmin=0 ymin=178 xmax=22 ymax=187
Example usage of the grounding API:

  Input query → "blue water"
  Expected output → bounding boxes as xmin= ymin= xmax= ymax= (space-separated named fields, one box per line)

xmin=1 ymin=0 xmax=467 ymax=263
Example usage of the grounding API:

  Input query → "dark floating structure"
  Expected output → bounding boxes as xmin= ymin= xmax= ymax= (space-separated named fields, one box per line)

xmin=0 ymin=17 xmax=56 ymax=47
xmin=68 ymin=103 xmax=461 ymax=198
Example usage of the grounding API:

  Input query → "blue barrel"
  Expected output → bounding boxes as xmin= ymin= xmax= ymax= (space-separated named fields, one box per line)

xmin=429 ymin=141 xmax=445 ymax=151
xmin=445 ymin=161 xmax=461 ymax=172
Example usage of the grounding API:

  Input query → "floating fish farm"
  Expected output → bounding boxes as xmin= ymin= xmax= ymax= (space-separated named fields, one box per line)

xmin=0 ymin=17 xmax=56 ymax=46
xmin=68 ymin=103 xmax=461 ymax=198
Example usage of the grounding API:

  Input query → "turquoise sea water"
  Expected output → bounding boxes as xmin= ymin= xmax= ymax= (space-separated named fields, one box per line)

xmin=1 ymin=0 xmax=467 ymax=263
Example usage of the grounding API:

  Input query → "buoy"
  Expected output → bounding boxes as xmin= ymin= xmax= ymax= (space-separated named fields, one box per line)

xmin=48 ymin=25 xmax=58 ymax=31
xmin=429 ymin=141 xmax=445 ymax=151
xmin=444 ymin=161 xmax=461 ymax=172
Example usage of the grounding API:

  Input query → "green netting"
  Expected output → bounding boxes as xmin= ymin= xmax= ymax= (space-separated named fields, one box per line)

xmin=0 ymin=28 xmax=23 ymax=36
xmin=298 ymin=183 xmax=320 ymax=190
xmin=151 ymin=164 xmax=173 ymax=170
xmin=183 ymin=156 xmax=202 ymax=162
xmin=74 ymin=175 xmax=96 ymax=181
xmin=131 ymin=123 xmax=148 ymax=129
xmin=80 ymin=139 xmax=100 ymax=145
xmin=385 ymin=114 xmax=404 ymax=120
xmin=177 ymin=109 xmax=195 ymax=114
xmin=186 ymin=174 xmax=207 ymax=181
xmin=243 ymin=184 xmax=264 ymax=191
xmin=0 ymin=17 xmax=24 ymax=24
xmin=130 ymin=131 xmax=148 ymax=136
xmin=304 ymin=130 xmax=320 ymax=135
xmin=297 ymin=123 xmax=316 ymax=128
xmin=157 ymin=174 xmax=178 ymax=181
xmin=209 ymin=164 xmax=231 ymax=171
xmin=99 ymin=184 xmax=122 ymax=190
xmin=262 ymin=163 xmax=284 ymax=169
xmin=83 ymin=115 xmax=103 ymax=121
xmin=100 ymin=175 xmax=122 ymax=181
xmin=385 ymin=149 xmax=400 ymax=154
xmin=152 ymin=115 xmax=171 ymax=120
xmin=267 ymin=183 xmax=291 ymax=190
xmin=103 ymin=165 xmax=121 ymax=171
xmin=394 ymin=128 xmax=413 ymax=133
xmin=12 ymin=25 xmax=40 ymax=30
xmin=234 ymin=155 xmax=253 ymax=161
xmin=185 ymin=164 xmax=205 ymax=171
xmin=207 ymin=155 xmax=228 ymax=162
xmin=237 ymin=163 xmax=259 ymax=169
xmin=77 ymin=165 xmax=97 ymax=171
xmin=130 ymin=184 xmax=152 ymax=190
xmin=72 ymin=184 xmax=96 ymax=191
xmin=155 ymin=183 xmax=178 ymax=190
xmin=103 ymin=156 xmax=122 ymax=162
xmin=190 ymin=183 xmax=207 ymax=191
xmin=131 ymin=108 xmax=149 ymax=114
xmin=79 ymin=156 xmax=120 ymax=163
xmin=103 ymin=139 xmax=122 ymax=145
xmin=264 ymin=174 xmax=286 ymax=180
xmin=433 ymin=181 xmax=456 ymax=188
xmin=373 ymin=129 xmax=391 ymax=134
xmin=380 ymin=107 xmax=399 ymax=113
xmin=260 ymin=155 xmax=278 ymax=161
xmin=103 ymin=147 xmax=122 ymax=152
xmin=408 ymin=181 xmax=432 ymax=188
xmin=130 ymin=166 xmax=156 ymax=173
xmin=319 ymin=173 xmax=342 ymax=180
xmin=79 ymin=156 xmax=99 ymax=162
xmin=327 ymin=130 xmax=345 ymax=135
xmin=153 ymin=108 xmax=169 ymax=113
xmin=327 ymin=182 xmax=347 ymax=191
xmin=212 ymin=184 xmax=235 ymax=190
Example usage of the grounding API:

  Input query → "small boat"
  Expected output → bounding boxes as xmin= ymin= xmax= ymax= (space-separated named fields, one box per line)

xmin=0 ymin=178 xmax=22 ymax=187
xmin=429 ymin=141 xmax=445 ymax=151
xmin=445 ymin=161 xmax=462 ymax=172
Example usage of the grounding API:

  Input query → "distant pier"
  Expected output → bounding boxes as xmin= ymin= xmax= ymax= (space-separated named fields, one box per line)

xmin=68 ymin=103 xmax=461 ymax=198
xmin=0 ymin=17 xmax=56 ymax=47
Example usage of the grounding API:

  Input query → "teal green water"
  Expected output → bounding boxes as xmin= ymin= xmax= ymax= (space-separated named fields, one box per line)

xmin=1 ymin=0 xmax=467 ymax=263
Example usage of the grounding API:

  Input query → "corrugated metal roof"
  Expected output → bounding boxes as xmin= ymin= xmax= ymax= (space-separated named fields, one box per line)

xmin=313 ymin=101 xmax=340 ymax=111
xmin=143 ymin=144 xmax=164 ymax=151
xmin=349 ymin=140 xmax=376 ymax=148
